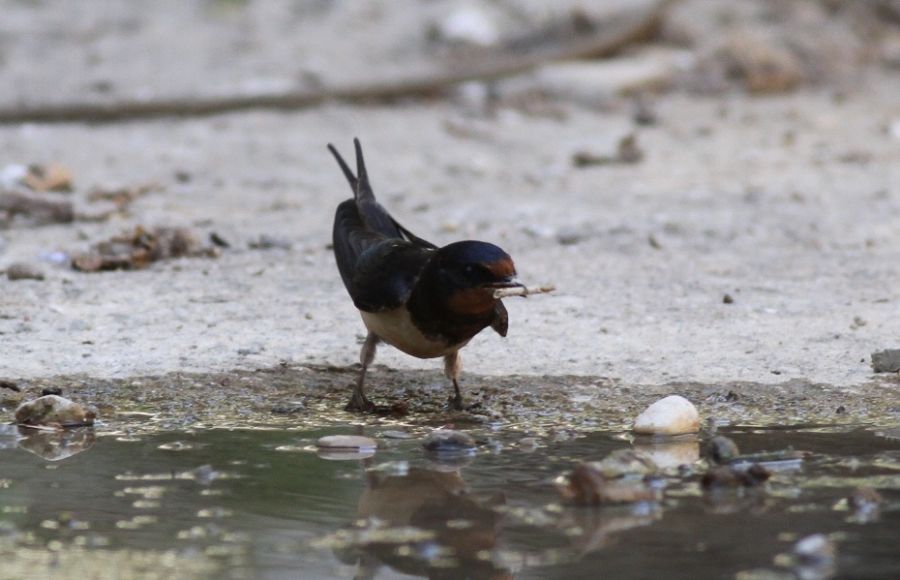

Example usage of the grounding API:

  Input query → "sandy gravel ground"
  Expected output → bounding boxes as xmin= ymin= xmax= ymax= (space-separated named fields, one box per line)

xmin=1 ymin=0 xmax=898 ymax=414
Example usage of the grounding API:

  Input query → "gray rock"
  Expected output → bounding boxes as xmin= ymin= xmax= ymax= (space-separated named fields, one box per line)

xmin=422 ymin=429 xmax=476 ymax=454
xmin=871 ymin=349 xmax=900 ymax=373
xmin=14 ymin=394 xmax=96 ymax=427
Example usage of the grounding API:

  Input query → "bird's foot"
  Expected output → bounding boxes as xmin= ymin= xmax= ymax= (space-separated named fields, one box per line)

xmin=345 ymin=393 xmax=376 ymax=413
xmin=448 ymin=393 xmax=466 ymax=412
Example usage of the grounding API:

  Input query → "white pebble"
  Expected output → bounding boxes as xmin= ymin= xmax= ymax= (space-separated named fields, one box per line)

xmin=316 ymin=435 xmax=377 ymax=450
xmin=437 ymin=7 xmax=498 ymax=47
xmin=632 ymin=395 xmax=700 ymax=435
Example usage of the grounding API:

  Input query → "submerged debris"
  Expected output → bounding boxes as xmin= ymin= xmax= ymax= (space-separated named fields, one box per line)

xmin=556 ymin=462 xmax=660 ymax=505
xmin=14 ymin=394 xmax=96 ymax=428
xmin=793 ymin=533 xmax=835 ymax=564
xmin=701 ymin=463 xmax=770 ymax=490
xmin=703 ymin=435 xmax=740 ymax=465
xmin=72 ymin=226 xmax=218 ymax=272
xmin=317 ymin=435 xmax=377 ymax=460
xmin=633 ymin=395 xmax=700 ymax=435
xmin=423 ymin=429 xmax=476 ymax=454
xmin=870 ymin=349 xmax=900 ymax=373
xmin=847 ymin=486 xmax=883 ymax=522
xmin=317 ymin=434 xmax=377 ymax=451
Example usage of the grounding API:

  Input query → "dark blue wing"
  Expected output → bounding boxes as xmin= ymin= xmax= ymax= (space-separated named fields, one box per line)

xmin=330 ymin=139 xmax=437 ymax=311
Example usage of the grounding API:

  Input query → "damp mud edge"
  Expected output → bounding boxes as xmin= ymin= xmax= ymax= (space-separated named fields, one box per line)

xmin=4 ymin=364 xmax=898 ymax=435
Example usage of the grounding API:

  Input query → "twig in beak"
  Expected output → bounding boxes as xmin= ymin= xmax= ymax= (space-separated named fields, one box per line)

xmin=492 ymin=284 xmax=556 ymax=299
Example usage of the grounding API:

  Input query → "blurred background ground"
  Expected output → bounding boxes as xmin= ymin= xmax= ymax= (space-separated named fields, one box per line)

xmin=0 ymin=0 xmax=898 ymax=393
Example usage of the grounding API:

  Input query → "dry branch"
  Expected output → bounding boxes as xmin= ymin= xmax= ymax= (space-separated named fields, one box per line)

xmin=0 ymin=1 xmax=672 ymax=124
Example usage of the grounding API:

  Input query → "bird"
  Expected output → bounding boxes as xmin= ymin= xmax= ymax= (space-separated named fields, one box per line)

xmin=328 ymin=138 xmax=524 ymax=412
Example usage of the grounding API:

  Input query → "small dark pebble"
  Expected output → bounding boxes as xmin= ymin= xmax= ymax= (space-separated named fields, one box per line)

xmin=41 ymin=386 xmax=63 ymax=396
xmin=835 ymin=405 xmax=846 ymax=414
xmin=6 ymin=262 xmax=45 ymax=281
xmin=701 ymin=463 xmax=770 ymax=490
xmin=249 ymin=234 xmax=292 ymax=250
xmin=423 ymin=429 xmax=476 ymax=454
xmin=871 ymin=349 xmax=900 ymax=373
xmin=0 ymin=379 xmax=20 ymax=392
xmin=271 ymin=404 xmax=305 ymax=415
xmin=209 ymin=232 xmax=230 ymax=248
xmin=632 ymin=98 xmax=658 ymax=126
xmin=703 ymin=435 xmax=740 ymax=465
xmin=616 ymin=134 xmax=644 ymax=164
xmin=722 ymin=293 xmax=734 ymax=304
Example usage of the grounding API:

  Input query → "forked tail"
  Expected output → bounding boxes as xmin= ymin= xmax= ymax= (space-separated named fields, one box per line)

xmin=327 ymin=138 xmax=375 ymax=202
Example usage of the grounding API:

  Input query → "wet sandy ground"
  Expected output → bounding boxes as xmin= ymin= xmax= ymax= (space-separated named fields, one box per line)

xmin=3 ymin=365 xmax=898 ymax=435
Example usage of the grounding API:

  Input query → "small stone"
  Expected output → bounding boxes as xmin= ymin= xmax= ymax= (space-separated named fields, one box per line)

xmin=316 ymin=435 xmax=377 ymax=451
xmin=433 ymin=6 xmax=499 ymax=47
xmin=871 ymin=349 xmax=900 ymax=373
xmin=41 ymin=386 xmax=63 ymax=396
xmin=722 ymin=293 xmax=734 ymax=304
xmin=616 ymin=133 xmax=644 ymax=164
xmin=22 ymin=164 xmax=73 ymax=192
xmin=632 ymin=395 xmax=700 ymax=435
xmin=0 ymin=379 xmax=20 ymax=392
xmin=6 ymin=262 xmax=45 ymax=281
xmin=703 ymin=435 xmax=740 ymax=465
xmin=248 ymin=234 xmax=292 ymax=250
xmin=422 ymin=429 xmax=476 ymax=454
xmin=14 ymin=395 xmax=96 ymax=428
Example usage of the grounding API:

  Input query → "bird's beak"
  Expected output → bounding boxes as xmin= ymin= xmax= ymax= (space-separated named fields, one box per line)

xmin=485 ymin=276 xmax=525 ymax=289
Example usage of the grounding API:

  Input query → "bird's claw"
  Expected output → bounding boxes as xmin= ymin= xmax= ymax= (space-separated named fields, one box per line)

xmin=448 ymin=394 xmax=466 ymax=412
xmin=345 ymin=394 xmax=376 ymax=413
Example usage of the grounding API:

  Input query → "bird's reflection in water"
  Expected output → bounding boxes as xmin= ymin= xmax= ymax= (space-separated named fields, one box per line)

xmin=335 ymin=465 xmax=511 ymax=580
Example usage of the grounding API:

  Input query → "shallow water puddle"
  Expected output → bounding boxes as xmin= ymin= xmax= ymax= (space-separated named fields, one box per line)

xmin=0 ymin=426 xmax=898 ymax=579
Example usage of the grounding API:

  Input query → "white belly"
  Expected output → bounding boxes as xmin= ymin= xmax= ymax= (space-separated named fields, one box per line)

xmin=360 ymin=307 xmax=464 ymax=359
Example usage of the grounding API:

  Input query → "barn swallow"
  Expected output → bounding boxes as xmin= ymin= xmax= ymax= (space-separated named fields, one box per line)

xmin=328 ymin=138 xmax=523 ymax=412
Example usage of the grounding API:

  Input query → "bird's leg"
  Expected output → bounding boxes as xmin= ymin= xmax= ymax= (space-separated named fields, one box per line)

xmin=444 ymin=351 xmax=464 ymax=411
xmin=347 ymin=333 xmax=378 ymax=412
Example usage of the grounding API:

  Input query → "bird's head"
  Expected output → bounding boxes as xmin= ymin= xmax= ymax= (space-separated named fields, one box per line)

xmin=431 ymin=241 xmax=523 ymax=315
